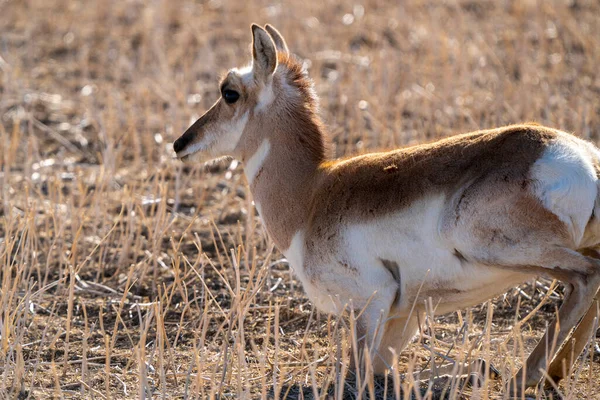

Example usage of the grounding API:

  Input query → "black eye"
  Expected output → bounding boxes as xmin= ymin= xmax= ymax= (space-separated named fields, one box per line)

xmin=223 ymin=89 xmax=240 ymax=104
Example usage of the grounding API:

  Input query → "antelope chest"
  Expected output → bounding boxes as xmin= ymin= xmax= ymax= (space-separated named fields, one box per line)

xmin=283 ymin=230 xmax=344 ymax=314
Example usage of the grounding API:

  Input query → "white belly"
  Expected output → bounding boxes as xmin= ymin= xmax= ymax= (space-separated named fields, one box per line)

xmin=284 ymin=195 xmax=533 ymax=317
xmin=345 ymin=196 xmax=532 ymax=314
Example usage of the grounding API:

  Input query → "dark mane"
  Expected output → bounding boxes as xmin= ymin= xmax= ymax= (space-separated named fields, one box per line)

xmin=276 ymin=53 xmax=331 ymax=162
xmin=277 ymin=53 xmax=318 ymax=111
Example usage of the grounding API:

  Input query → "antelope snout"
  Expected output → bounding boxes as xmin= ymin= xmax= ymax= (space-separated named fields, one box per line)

xmin=174 ymin=113 xmax=212 ymax=160
xmin=173 ymin=134 xmax=190 ymax=155
xmin=173 ymin=128 xmax=200 ymax=161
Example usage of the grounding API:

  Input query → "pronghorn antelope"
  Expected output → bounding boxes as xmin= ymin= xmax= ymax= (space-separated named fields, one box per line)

xmin=174 ymin=24 xmax=600 ymax=393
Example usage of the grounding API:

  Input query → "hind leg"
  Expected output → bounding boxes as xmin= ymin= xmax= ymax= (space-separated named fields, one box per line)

xmin=544 ymin=289 xmax=600 ymax=386
xmin=512 ymin=248 xmax=600 ymax=395
xmin=450 ymin=189 xmax=600 ymax=393
xmin=545 ymin=249 xmax=600 ymax=385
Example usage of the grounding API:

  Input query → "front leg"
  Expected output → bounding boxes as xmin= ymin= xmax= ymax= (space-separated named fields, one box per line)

xmin=347 ymin=286 xmax=398 ymax=377
xmin=373 ymin=312 xmax=423 ymax=374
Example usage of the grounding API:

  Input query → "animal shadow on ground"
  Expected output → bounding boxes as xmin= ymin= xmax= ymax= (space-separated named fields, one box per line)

xmin=270 ymin=373 xmax=477 ymax=400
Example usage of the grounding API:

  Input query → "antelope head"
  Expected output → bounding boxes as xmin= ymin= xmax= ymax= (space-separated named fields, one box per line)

xmin=173 ymin=24 xmax=296 ymax=164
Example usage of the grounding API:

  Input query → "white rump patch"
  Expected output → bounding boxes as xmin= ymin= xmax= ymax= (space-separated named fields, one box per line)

xmin=530 ymin=139 xmax=598 ymax=245
xmin=244 ymin=139 xmax=271 ymax=185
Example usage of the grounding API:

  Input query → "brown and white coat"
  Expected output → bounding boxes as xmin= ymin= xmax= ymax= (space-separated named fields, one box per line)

xmin=174 ymin=24 xmax=600 ymax=394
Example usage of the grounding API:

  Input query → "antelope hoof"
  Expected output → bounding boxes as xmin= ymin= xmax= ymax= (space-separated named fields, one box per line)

xmin=467 ymin=359 xmax=501 ymax=387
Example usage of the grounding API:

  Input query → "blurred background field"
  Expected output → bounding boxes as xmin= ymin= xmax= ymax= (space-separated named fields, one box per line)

xmin=1 ymin=0 xmax=600 ymax=398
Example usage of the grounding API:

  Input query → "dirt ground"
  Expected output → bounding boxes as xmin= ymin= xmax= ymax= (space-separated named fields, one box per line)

xmin=1 ymin=0 xmax=600 ymax=398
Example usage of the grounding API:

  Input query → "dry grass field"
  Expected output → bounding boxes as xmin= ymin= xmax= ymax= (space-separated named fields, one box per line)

xmin=2 ymin=0 xmax=600 ymax=398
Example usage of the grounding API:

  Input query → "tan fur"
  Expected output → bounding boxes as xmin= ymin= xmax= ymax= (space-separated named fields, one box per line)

xmin=309 ymin=125 xmax=568 ymax=251
xmin=174 ymin=24 xmax=600 ymax=395
xmin=318 ymin=125 xmax=556 ymax=218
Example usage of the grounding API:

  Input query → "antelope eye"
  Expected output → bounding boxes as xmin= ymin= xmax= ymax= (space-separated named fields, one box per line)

xmin=223 ymin=89 xmax=240 ymax=104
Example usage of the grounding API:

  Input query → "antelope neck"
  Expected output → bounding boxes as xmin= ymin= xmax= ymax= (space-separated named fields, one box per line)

xmin=243 ymin=125 xmax=325 ymax=251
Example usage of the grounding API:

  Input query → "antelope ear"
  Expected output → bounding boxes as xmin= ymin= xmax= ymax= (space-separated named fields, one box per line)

xmin=265 ymin=24 xmax=289 ymax=54
xmin=251 ymin=24 xmax=277 ymax=80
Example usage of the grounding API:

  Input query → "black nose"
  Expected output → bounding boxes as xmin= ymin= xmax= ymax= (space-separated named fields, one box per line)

xmin=173 ymin=135 xmax=189 ymax=153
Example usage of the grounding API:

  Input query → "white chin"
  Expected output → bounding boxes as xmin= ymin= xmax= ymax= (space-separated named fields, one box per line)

xmin=178 ymin=152 xmax=233 ymax=168
xmin=202 ymin=155 xmax=234 ymax=168
xmin=179 ymin=151 xmax=209 ymax=163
